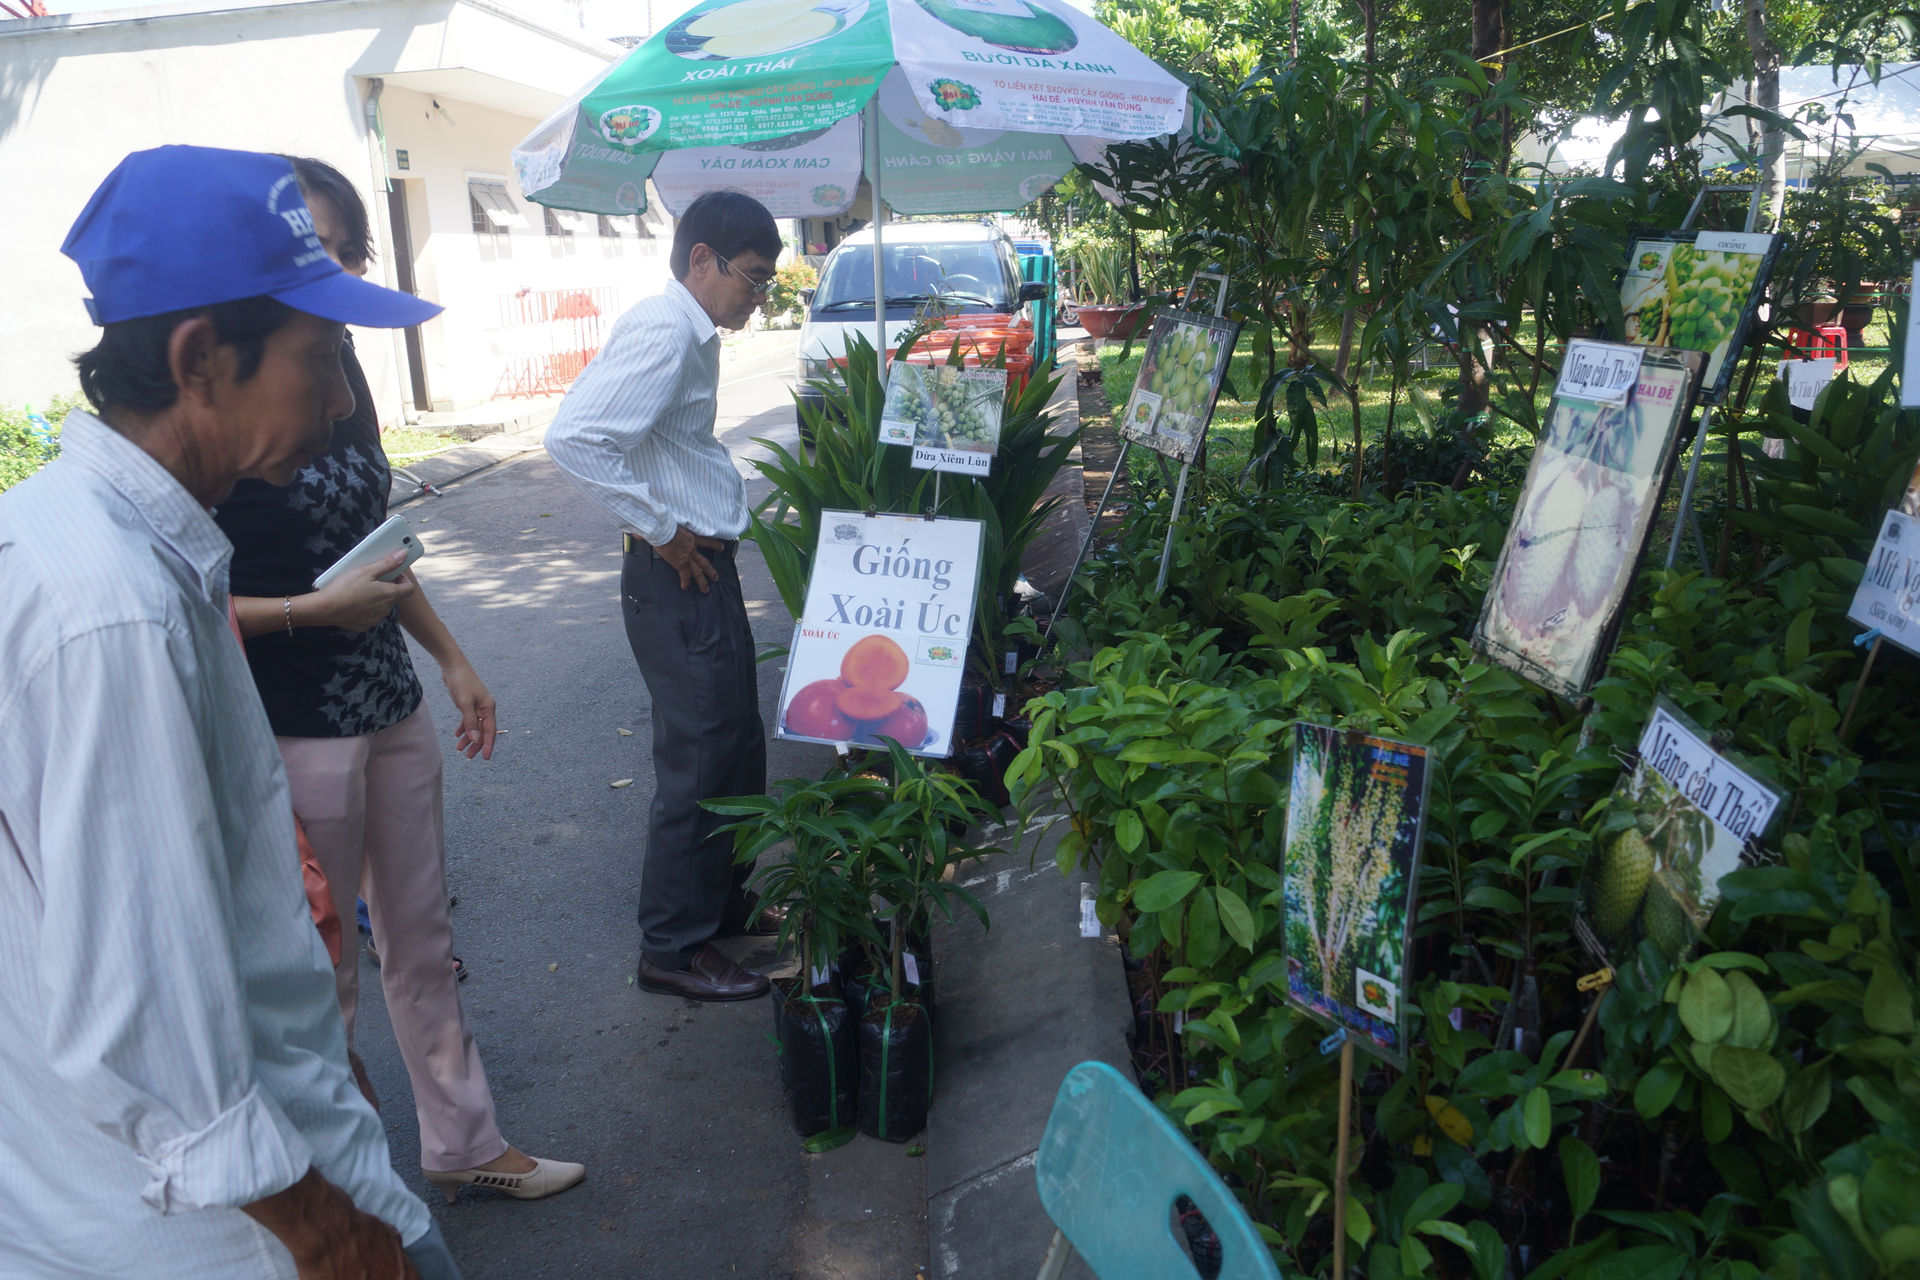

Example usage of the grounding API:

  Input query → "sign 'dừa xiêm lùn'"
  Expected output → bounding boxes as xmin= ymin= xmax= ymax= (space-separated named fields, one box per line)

xmin=775 ymin=511 xmax=982 ymax=759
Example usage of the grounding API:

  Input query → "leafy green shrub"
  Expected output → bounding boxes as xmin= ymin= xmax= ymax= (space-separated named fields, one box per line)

xmin=1013 ymin=371 xmax=1920 ymax=1277
xmin=0 ymin=396 xmax=81 ymax=493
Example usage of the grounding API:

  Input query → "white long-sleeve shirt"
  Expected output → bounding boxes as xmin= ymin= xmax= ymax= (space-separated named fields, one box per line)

xmin=543 ymin=278 xmax=750 ymax=544
xmin=0 ymin=411 xmax=429 ymax=1277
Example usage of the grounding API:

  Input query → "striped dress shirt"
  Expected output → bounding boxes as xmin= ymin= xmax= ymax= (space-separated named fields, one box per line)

xmin=544 ymin=278 xmax=750 ymax=544
xmin=0 ymin=412 xmax=429 ymax=1277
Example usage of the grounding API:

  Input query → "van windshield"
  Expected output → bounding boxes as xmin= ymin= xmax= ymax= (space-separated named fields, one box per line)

xmin=812 ymin=241 xmax=1012 ymax=311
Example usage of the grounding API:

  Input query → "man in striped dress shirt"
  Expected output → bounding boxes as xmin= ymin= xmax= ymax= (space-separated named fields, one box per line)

xmin=0 ymin=147 xmax=461 ymax=1277
xmin=545 ymin=191 xmax=785 ymax=1003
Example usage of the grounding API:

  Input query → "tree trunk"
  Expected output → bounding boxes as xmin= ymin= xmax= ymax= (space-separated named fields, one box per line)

xmin=1455 ymin=0 xmax=1506 ymax=420
xmin=1334 ymin=0 xmax=1383 ymax=385
xmin=1744 ymin=0 xmax=1785 ymax=230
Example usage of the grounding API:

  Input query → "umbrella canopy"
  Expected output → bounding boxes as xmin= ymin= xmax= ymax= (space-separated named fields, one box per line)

xmin=510 ymin=0 xmax=1187 ymax=219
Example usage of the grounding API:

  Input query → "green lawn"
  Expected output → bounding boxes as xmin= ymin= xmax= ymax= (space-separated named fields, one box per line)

xmin=381 ymin=426 xmax=463 ymax=464
xmin=1096 ymin=316 xmax=1898 ymax=485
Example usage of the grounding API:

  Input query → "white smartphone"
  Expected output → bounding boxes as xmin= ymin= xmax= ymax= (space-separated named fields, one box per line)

xmin=313 ymin=514 xmax=425 ymax=590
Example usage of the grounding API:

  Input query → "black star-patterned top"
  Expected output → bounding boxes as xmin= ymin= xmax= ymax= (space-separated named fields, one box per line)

xmin=213 ymin=336 xmax=424 ymax=739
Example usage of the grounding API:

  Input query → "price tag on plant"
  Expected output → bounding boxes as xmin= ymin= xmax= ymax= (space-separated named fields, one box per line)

xmin=899 ymin=365 xmax=1006 ymax=477
xmin=1281 ymin=722 xmax=1432 ymax=1070
xmin=903 ymin=953 xmax=921 ymax=986
xmin=1781 ymin=358 xmax=1837 ymax=411
xmin=1848 ymin=509 xmax=1920 ymax=657
xmin=1554 ymin=339 xmax=1645 ymax=406
xmin=774 ymin=511 xmax=983 ymax=758
xmin=1573 ymin=700 xmax=1781 ymax=976
xmin=1079 ymin=896 xmax=1101 ymax=939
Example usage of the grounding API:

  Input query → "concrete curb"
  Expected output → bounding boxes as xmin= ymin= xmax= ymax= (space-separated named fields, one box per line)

xmin=926 ymin=822 xmax=1131 ymax=1279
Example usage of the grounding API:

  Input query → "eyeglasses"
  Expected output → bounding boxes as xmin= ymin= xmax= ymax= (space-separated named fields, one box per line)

xmin=713 ymin=250 xmax=776 ymax=297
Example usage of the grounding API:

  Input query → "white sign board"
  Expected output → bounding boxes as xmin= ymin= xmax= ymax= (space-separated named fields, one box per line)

xmin=1849 ymin=508 xmax=1920 ymax=657
xmin=1781 ymin=358 xmax=1838 ymax=411
xmin=775 ymin=511 xmax=982 ymax=758
xmin=1638 ymin=704 xmax=1782 ymax=850
xmin=1555 ymin=338 xmax=1646 ymax=406
xmin=1905 ymin=260 xmax=1920 ymax=408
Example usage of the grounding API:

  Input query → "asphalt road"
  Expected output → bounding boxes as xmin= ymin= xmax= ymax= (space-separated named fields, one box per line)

xmin=351 ymin=329 xmax=930 ymax=1278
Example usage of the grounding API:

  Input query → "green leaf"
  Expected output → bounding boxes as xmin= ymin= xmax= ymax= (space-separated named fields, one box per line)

xmin=1215 ymin=886 xmax=1257 ymax=951
xmin=1466 ymin=1220 xmax=1504 ymax=1280
xmin=802 ymin=1125 xmax=856 ymax=1153
xmin=1561 ymin=1136 xmax=1600 ymax=1221
xmin=1522 ymin=1087 xmax=1551 ymax=1150
xmin=1781 ymin=1061 xmax=1832 ymax=1134
xmin=1722 ymin=971 xmax=1774 ymax=1050
xmin=1864 ymin=963 xmax=1915 ymax=1034
xmin=1678 ymin=968 xmax=1735 ymax=1044
xmin=1403 ymin=1182 xmax=1464 ymax=1233
xmin=1710 ymin=1046 xmax=1786 ymax=1111
xmin=1545 ymin=1069 xmax=1608 ymax=1098
xmin=1345 ymin=1194 xmax=1373 ymax=1248
xmin=1132 ymin=869 xmax=1202 ymax=913
xmin=1634 ymin=1062 xmax=1685 ymax=1118
xmin=1114 ymin=809 xmax=1145 ymax=854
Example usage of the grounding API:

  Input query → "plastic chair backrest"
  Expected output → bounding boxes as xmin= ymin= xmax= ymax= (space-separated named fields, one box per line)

xmin=1034 ymin=1061 xmax=1284 ymax=1280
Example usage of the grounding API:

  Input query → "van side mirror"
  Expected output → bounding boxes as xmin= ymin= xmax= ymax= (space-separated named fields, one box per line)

xmin=1018 ymin=280 xmax=1048 ymax=302
xmin=800 ymin=288 xmax=816 ymax=306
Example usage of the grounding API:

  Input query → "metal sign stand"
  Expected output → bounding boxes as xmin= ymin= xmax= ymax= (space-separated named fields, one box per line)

xmin=1665 ymin=184 xmax=1762 ymax=569
xmin=1045 ymin=272 xmax=1232 ymax=632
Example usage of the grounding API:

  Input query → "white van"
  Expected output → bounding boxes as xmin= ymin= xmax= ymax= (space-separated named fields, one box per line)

xmin=794 ymin=221 xmax=1045 ymax=431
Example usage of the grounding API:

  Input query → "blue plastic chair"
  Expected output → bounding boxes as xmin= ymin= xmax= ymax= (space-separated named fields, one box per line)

xmin=1034 ymin=1061 xmax=1284 ymax=1280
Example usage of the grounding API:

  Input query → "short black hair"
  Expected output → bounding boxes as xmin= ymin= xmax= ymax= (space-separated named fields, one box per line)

xmin=281 ymin=154 xmax=375 ymax=271
xmin=670 ymin=190 xmax=781 ymax=280
xmin=74 ymin=296 xmax=296 ymax=417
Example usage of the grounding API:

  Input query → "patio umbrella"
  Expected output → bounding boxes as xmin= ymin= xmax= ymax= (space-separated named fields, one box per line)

xmin=510 ymin=0 xmax=1187 ymax=368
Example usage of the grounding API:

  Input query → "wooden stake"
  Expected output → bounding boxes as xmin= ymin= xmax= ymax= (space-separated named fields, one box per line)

xmin=1332 ymin=1038 xmax=1355 ymax=1279
xmin=1838 ymin=636 xmax=1884 ymax=745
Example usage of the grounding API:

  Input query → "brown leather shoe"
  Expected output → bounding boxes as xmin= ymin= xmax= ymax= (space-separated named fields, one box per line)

xmin=719 ymin=901 xmax=787 ymax=939
xmin=637 ymin=944 xmax=770 ymax=1002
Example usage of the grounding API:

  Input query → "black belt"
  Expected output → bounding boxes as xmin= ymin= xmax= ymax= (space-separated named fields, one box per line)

xmin=624 ymin=532 xmax=739 ymax=559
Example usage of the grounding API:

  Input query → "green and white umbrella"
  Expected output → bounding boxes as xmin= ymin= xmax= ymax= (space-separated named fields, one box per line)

xmin=511 ymin=0 xmax=1186 ymax=367
xmin=512 ymin=0 xmax=1187 ymax=220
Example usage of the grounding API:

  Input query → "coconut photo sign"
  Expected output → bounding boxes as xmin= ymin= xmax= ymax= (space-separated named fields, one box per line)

xmin=1474 ymin=345 xmax=1704 ymax=699
xmin=1574 ymin=702 xmax=1782 ymax=974
xmin=1617 ymin=230 xmax=1782 ymax=405
xmin=1282 ymin=723 xmax=1431 ymax=1070
xmin=775 ymin=511 xmax=982 ymax=758
xmin=878 ymin=362 xmax=1007 ymax=476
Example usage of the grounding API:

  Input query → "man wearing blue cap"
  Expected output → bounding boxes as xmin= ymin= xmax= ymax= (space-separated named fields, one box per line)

xmin=0 ymin=146 xmax=460 ymax=1279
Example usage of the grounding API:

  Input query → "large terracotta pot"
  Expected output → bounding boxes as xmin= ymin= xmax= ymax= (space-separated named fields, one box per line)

xmin=1078 ymin=303 xmax=1152 ymax=339
xmin=1794 ymin=300 xmax=1838 ymax=330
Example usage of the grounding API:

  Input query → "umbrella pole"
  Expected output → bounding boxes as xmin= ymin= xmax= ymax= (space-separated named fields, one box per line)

xmin=867 ymin=95 xmax=888 ymax=388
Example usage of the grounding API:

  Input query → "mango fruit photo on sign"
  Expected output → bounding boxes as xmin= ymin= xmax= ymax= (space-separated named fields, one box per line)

xmin=1282 ymin=722 xmax=1431 ymax=1070
xmin=1475 ymin=346 xmax=1704 ymax=699
xmin=1575 ymin=702 xmax=1781 ymax=976
xmin=776 ymin=511 xmax=982 ymax=757
xmin=1617 ymin=230 xmax=1781 ymax=404
xmin=1118 ymin=310 xmax=1241 ymax=465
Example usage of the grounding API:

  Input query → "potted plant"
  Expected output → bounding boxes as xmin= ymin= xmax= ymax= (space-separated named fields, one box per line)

xmin=705 ymin=769 xmax=890 ymax=1140
xmin=853 ymin=739 xmax=995 ymax=1142
xmin=1792 ymin=282 xmax=1839 ymax=331
xmin=1072 ymin=241 xmax=1151 ymax=339
xmin=763 ymin=260 xmax=818 ymax=329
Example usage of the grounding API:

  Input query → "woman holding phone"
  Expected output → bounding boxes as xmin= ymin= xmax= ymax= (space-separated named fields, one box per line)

xmin=217 ymin=155 xmax=583 ymax=1204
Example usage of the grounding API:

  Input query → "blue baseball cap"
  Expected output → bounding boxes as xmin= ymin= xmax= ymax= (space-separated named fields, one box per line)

xmin=62 ymin=145 xmax=442 ymax=328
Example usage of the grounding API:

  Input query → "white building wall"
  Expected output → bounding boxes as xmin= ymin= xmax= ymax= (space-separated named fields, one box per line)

xmin=0 ymin=0 xmax=667 ymax=424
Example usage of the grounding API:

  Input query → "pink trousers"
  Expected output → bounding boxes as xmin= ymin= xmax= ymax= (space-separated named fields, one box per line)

xmin=277 ymin=702 xmax=508 ymax=1172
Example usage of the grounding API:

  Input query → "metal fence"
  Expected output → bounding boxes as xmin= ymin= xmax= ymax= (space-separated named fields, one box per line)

xmin=493 ymin=286 xmax=618 ymax=398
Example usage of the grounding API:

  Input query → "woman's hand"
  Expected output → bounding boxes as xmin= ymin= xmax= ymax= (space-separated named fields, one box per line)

xmin=304 ymin=553 xmax=415 ymax=633
xmin=442 ymin=659 xmax=496 ymax=760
